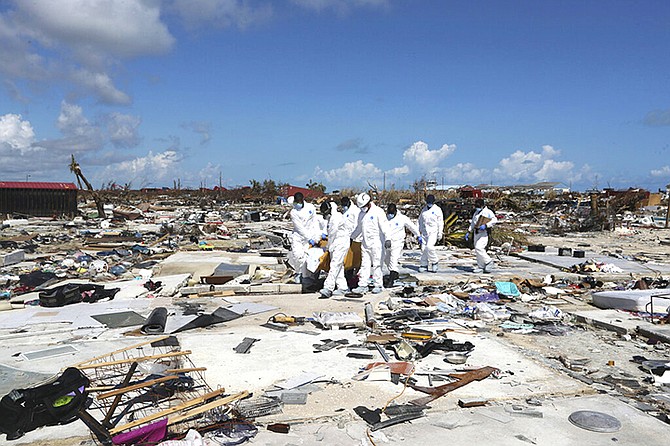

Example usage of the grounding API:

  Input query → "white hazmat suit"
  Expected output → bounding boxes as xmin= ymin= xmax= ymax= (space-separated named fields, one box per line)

xmin=343 ymin=202 xmax=361 ymax=241
xmin=418 ymin=203 xmax=444 ymax=271
xmin=468 ymin=205 xmax=498 ymax=272
xmin=351 ymin=198 xmax=388 ymax=291
xmin=289 ymin=201 xmax=319 ymax=280
xmin=322 ymin=202 xmax=351 ymax=293
xmin=383 ymin=211 xmax=419 ymax=274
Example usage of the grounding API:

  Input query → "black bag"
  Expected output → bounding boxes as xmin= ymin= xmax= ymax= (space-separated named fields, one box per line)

xmin=38 ymin=283 xmax=82 ymax=307
xmin=0 ymin=367 xmax=90 ymax=440
xmin=39 ymin=283 xmax=119 ymax=307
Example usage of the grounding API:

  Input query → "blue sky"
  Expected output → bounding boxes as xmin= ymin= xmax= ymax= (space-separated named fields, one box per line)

xmin=1 ymin=0 xmax=670 ymax=192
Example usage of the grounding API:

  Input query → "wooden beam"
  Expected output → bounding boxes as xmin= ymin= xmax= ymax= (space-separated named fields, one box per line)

xmin=167 ymin=391 xmax=249 ymax=425
xmin=77 ymin=350 xmax=191 ymax=370
xmin=109 ymin=387 xmax=227 ymax=435
xmin=97 ymin=375 xmax=179 ymax=400
xmin=71 ymin=335 xmax=172 ymax=367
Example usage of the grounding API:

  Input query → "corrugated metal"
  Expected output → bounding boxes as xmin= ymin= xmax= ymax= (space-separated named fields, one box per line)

xmin=0 ymin=187 xmax=78 ymax=217
xmin=0 ymin=181 xmax=78 ymax=190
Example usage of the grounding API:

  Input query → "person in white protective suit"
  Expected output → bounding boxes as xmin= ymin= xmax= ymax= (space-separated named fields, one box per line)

xmin=418 ymin=194 xmax=444 ymax=272
xmin=288 ymin=192 xmax=320 ymax=283
xmin=340 ymin=196 xmax=361 ymax=240
xmin=351 ymin=193 xmax=389 ymax=294
xmin=465 ymin=198 xmax=498 ymax=273
xmin=383 ymin=203 xmax=420 ymax=287
xmin=318 ymin=201 xmax=351 ymax=298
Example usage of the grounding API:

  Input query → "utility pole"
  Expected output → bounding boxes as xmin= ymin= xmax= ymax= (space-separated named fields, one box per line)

xmin=665 ymin=183 xmax=670 ymax=229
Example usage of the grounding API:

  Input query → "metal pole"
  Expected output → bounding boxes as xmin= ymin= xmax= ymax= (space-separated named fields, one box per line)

xmin=665 ymin=184 xmax=670 ymax=229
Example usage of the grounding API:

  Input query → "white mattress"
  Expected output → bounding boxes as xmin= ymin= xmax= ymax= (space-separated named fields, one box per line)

xmin=592 ymin=289 xmax=670 ymax=312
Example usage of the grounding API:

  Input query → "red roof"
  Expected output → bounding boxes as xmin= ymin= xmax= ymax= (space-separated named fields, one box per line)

xmin=282 ymin=185 xmax=325 ymax=200
xmin=0 ymin=182 xmax=78 ymax=190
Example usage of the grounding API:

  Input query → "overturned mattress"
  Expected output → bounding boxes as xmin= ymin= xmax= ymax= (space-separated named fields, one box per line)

xmin=592 ymin=289 xmax=670 ymax=312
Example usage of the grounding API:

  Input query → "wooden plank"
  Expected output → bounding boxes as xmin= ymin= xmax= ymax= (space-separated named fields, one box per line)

xmin=109 ymin=387 xmax=227 ymax=435
xmin=167 ymin=391 xmax=249 ymax=425
xmin=97 ymin=375 xmax=179 ymax=400
xmin=77 ymin=350 xmax=191 ymax=370
xmin=164 ymin=367 xmax=207 ymax=374
xmin=72 ymin=335 xmax=172 ymax=367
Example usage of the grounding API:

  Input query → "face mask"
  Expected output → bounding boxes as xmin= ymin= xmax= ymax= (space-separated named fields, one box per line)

xmin=342 ymin=206 xmax=349 ymax=213
xmin=475 ymin=207 xmax=482 ymax=212
xmin=294 ymin=203 xmax=303 ymax=210
xmin=426 ymin=203 xmax=433 ymax=209
xmin=387 ymin=213 xmax=395 ymax=220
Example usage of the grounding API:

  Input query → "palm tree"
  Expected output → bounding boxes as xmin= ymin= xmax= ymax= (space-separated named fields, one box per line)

xmin=69 ymin=154 xmax=106 ymax=218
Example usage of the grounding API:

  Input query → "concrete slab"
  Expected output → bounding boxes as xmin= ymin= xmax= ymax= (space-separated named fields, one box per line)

xmin=573 ymin=308 xmax=670 ymax=343
xmin=156 ymin=251 xmax=282 ymax=281
xmin=572 ymin=309 xmax=648 ymax=335
xmin=517 ymin=249 xmax=670 ymax=276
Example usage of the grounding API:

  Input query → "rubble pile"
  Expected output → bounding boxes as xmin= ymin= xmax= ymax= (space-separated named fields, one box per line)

xmin=0 ymin=189 xmax=669 ymax=445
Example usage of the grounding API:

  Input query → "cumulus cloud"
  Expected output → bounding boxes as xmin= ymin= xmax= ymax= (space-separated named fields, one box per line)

xmin=0 ymin=114 xmax=40 ymax=155
xmin=336 ymin=138 xmax=369 ymax=154
xmin=15 ymin=1 xmax=174 ymax=59
xmin=1 ymin=0 xmax=174 ymax=104
xmin=96 ymin=150 xmax=182 ymax=188
xmin=651 ymin=165 xmax=670 ymax=177
xmin=70 ymin=69 xmax=131 ymax=105
xmin=403 ymin=141 xmax=456 ymax=172
xmin=171 ymin=0 xmax=273 ymax=29
xmin=50 ymin=101 xmax=103 ymax=153
xmin=385 ymin=165 xmax=410 ymax=177
xmin=0 ymin=113 xmax=54 ymax=178
xmin=439 ymin=163 xmax=489 ymax=184
xmin=643 ymin=109 xmax=670 ymax=127
xmin=106 ymin=112 xmax=142 ymax=149
xmin=315 ymin=160 xmax=382 ymax=186
xmin=492 ymin=145 xmax=574 ymax=183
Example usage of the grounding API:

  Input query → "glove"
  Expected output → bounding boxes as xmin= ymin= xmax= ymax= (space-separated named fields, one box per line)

xmin=321 ymin=233 xmax=328 ymax=240
xmin=308 ymin=239 xmax=317 ymax=247
xmin=417 ymin=236 xmax=424 ymax=245
xmin=464 ymin=232 xmax=470 ymax=241
xmin=479 ymin=224 xmax=487 ymax=231
xmin=384 ymin=240 xmax=391 ymax=249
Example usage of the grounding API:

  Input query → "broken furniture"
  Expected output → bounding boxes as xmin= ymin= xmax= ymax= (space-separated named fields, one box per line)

xmin=72 ymin=335 xmax=249 ymax=445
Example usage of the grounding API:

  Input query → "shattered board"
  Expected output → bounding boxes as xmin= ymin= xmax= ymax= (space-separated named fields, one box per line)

xmin=91 ymin=311 xmax=146 ymax=328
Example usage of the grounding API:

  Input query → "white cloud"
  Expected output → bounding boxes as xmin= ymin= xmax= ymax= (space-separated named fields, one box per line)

xmin=439 ymin=163 xmax=489 ymax=183
xmin=651 ymin=165 xmax=670 ymax=177
xmin=315 ymin=160 xmax=382 ymax=187
xmin=171 ymin=0 xmax=273 ymax=29
xmin=1 ymin=0 xmax=174 ymax=104
xmin=492 ymin=145 xmax=574 ymax=183
xmin=70 ymin=69 xmax=131 ymax=105
xmin=0 ymin=113 xmax=39 ymax=155
xmin=15 ymin=0 xmax=174 ymax=59
xmin=97 ymin=150 xmax=182 ymax=188
xmin=106 ymin=112 xmax=142 ymax=149
xmin=403 ymin=141 xmax=456 ymax=172
xmin=385 ymin=165 xmax=410 ymax=177
xmin=533 ymin=159 xmax=574 ymax=182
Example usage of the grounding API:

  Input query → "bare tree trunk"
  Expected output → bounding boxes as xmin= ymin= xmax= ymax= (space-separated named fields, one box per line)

xmin=70 ymin=155 xmax=106 ymax=218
